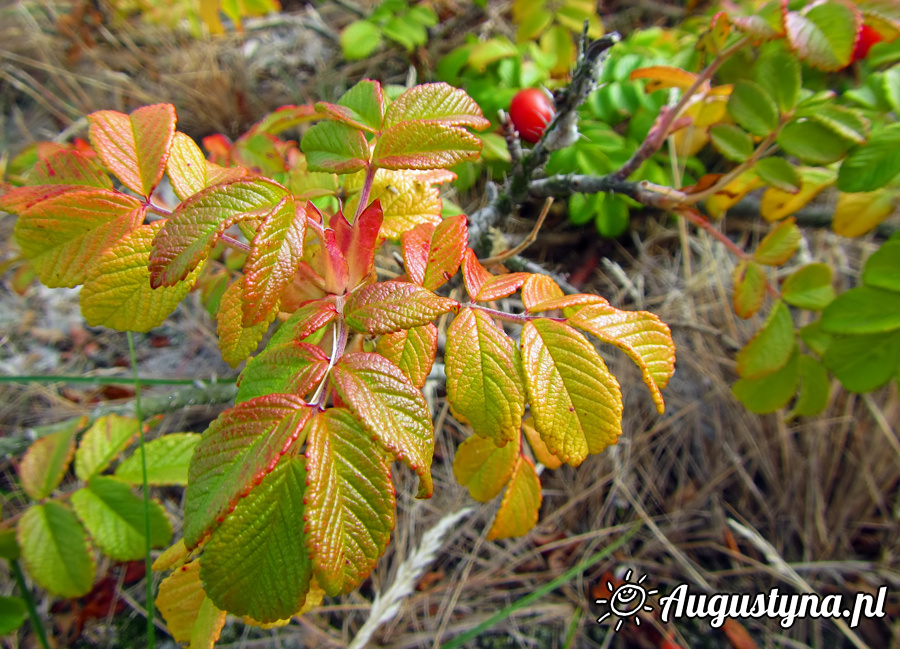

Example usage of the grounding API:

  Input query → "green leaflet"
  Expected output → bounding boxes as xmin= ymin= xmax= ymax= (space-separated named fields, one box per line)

xmin=217 ymin=279 xmax=279 ymax=368
xmin=201 ymin=456 xmax=312 ymax=622
xmin=74 ymin=414 xmax=140 ymax=480
xmin=236 ymin=341 xmax=330 ymax=404
xmin=736 ymin=301 xmax=796 ymax=379
xmin=115 ymin=433 xmax=201 ymax=486
xmin=732 ymin=348 xmax=800 ymax=413
xmin=301 ymin=121 xmax=370 ymax=174
xmin=382 ymin=82 xmax=491 ymax=130
xmin=304 ymin=409 xmax=395 ymax=596
xmin=71 ymin=476 xmax=173 ymax=561
xmin=18 ymin=417 xmax=83 ymax=499
xmin=445 ymin=308 xmax=525 ymax=445
xmin=375 ymin=323 xmax=438 ymax=389
xmin=315 ymin=80 xmax=385 ymax=133
xmin=0 ymin=595 xmax=26 ymax=636
xmin=372 ymin=121 xmax=482 ymax=170
xmin=821 ymin=286 xmax=900 ymax=334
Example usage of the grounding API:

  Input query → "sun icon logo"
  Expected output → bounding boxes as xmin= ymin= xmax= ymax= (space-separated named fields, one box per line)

xmin=595 ymin=570 xmax=658 ymax=631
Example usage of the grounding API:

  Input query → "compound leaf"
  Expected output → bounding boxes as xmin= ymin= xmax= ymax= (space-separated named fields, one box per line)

xmin=301 ymin=121 xmax=370 ymax=174
xmin=74 ymin=414 xmax=140 ymax=480
xmin=486 ymin=456 xmax=542 ymax=541
xmin=754 ymin=217 xmax=801 ymax=266
xmin=375 ymin=323 xmax=438 ymax=389
xmin=304 ymin=409 xmax=395 ymax=596
xmin=17 ymin=502 xmax=95 ymax=598
xmin=452 ymin=433 xmax=519 ymax=502
xmin=115 ymin=433 xmax=202 ymax=486
xmin=736 ymin=301 xmax=796 ymax=379
xmin=446 ymin=308 xmax=526 ymax=445
xmin=183 ymin=394 xmax=313 ymax=548
xmin=344 ymin=280 xmax=457 ymax=335
xmin=382 ymin=82 xmax=490 ymax=130
xmin=733 ymin=259 xmax=768 ymax=319
xmin=71 ymin=476 xmax=172 ymax=561
xmin=217 ymin=280 xmax=278 ymax=368
xmin=373 ymin=121 xmax=482 ymax=171
xmin=520 ymin=319 xmax=623 ymax=466
xmin=19 ymin=417 xmax=84 ymax=499
xmin=331 ymin=353 xmax=434 ymax=498
xmin=201 ymin=455 xmax=311 ymax=623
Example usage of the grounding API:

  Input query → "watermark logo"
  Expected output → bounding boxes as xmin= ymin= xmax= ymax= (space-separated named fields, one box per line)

xmin=596 ymin=574 xmax=888 ymax=632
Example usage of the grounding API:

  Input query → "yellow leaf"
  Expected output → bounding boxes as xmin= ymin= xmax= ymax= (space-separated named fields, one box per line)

xmin=453 ymin=433 xmax=520 ymax=502
xmin=217 ymin=279 xmax=277 ymax=367
xmin=486 ymin=456 xmax=542 ymax=541
xmin=705 ymin=169 xmax=764 ymax=219
xmin=631 ymin=66 xmax=701 ymax=92
xmin=522 ymin=417 xmax=562 ymax=469
xmin=153 ymin=539 xmax=190 ymax=572
xmin=761 ymin=167 xmax=835 ymax=222
xmin=156 ymin=560 xmax=206 ymax=644
xmin=190 ymin=596 xmax=226 ymax=649
xmin=832 ymin=190 xmax=897 ymax=237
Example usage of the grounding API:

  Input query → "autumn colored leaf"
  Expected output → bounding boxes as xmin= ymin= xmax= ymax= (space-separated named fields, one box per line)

xmin=522 ymin=275 xmax=564 ymax=310
xmin=383 ymin=82 xmax=490 ymax=130
xmin=452 ymin=433 xmax=519 ymax=502
xmin=19 ymin=417 xmax=84 ymax=499
xmin=156 ymin=560 xmax=223 ymax=645
xmin=344 ymin=280 xmax=458 ymax=334
xmin=331 ymin=353 xmax=434 ymax=498
xmin=760 ymin=167 xmax=835 ymax=222
xmin=733 ymin=260 xmax=768 ymax=319
xmin=201 ymin=455 xmax=312 ymax=622
xmin=236 ymin=341 xmax=329 ymax=404
xmin=81 ymin=222 xmax=203 ymax=332
xmin=630 ymin=66 xmax=701 ymax=92
xmin=28 ymin=150 xmax=112 ymax=189
xmin=87 ymin=103 xmax=176 ymax=197
xmin=784 ymin=0 xmax=861 ymax=71
xmin=524 ymin=293 xmax=607 ymax=314
xmin=522 ymin=417 xmax=562 ymax=469
xmin=191 ymin=595 xmax=228 ymax=649
xmin=401 ymin=214 xmax=468 ymax=291
xmin=302 ymin=121 xmax=370 ymax=173
xmin=315 ymin=79 xmax=385 ymax=133
xmin=74 ymin=414 xmax=140 ymax=480
xmin=329 ymin=200 xmax=383 ymax=288
xmin=166 ymin=131 xmax=247 ymax=201
xmin=304 ymin=409 xmax=395 ymax=596
xmin=216 ymin=280 xmax=279 ymax=368
xmin=754 ymin=218 xmax=802 ymax=266
xmin=115 ymin=433 xmax=201 ymax=486
xmin=462 ymin=250 xmax=529 ymax=301
xmin=486 ymin=456 xmax=542 ymax=541
xmin=375 ymin=324 xmax=438 ymax=389
xmin=183 ymin=394 xmax=313 ymax=548
xmin=731 ymin=0 xmax=785 ymax=41
xmin=149 ymin=178 xmax=288 ymax=288
xmin=705 ymin=170 xmax=765 ymax=219
xmin=446 ymin=308 xmax=526 ymax=445
xmin=373 ymin=121 xmax=482 ymax=171
xmin=736 ymin=301 xmax=796 ymax=379
xmin=520 ymin=319 xmax=623 ymax=466
xmin=569 ymin=302 xmax=676 ymax=414
xmin=13 ymin=188 xmax=144 ymax=287
xmin=831 ymin=190 xmax=896 ymax=237
xmin=0 ymin=184 xmax=81 ymax=215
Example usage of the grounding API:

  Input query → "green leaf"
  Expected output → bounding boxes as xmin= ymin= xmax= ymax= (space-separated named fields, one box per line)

xmin=71 ymin=476 xmax=172 ymax=561
xmin=782 ymin=263 xmax=836 ymax=310
xmin=709 ymin=124 xmax=754 ymax=162
xmin=382 ymin=15 xmax=425 ymax=50
xmin=115 ymin=433 xmax=201 ymax=486
xmin=821 ymin=286 xmax=900 ymax=334
xmin=837 ymin=124 xmax=900 ymax=192
xmin=885 ymin=67 xmax=900 ymax=115
xmin=0 ymin=529 xmax=20 ymax=561
xmin=446 ymin=308 xmax=526 ymax=445
xmin=191 ymin=595 xmax=227 ymax=649
xmin=331 ymin=353 xmax=435 ymax=498
xmin=789 ymin=355 xmax=830 ymax=417
xmin=81 ymin=222 xmax=203 ymax=332
xmin=823 ymin=331 xmax=900 ymax=392
xmin=595 ymin=192 xmax=630 ymax=239
xmin=863 ymin=240 xmax=900 ymax=291
xmin=732 ymin=1 xmax=785 ymax=41
xmin=238 ymin=341 xmax=329 ymax=405
xmin=569 ymin=301 xmax=676 ymax=414
xmin=486 ymin=456 xmax=542 ymax=541
xmin=344 ymin=280 xmax=458 ymax=335
xmin=754 ymin=217 xmax=801 ymax=266
xmin=736 ymin=301 xmax=796 ymax=379
xmin=150 ymin=179 xmax=287 ymax=288
xmin=373 ymin=121 xmax=483 ymax=170
xmin=375 ymin=323 xmax=438 ymax=389
xmin=800 ymin=320 xmax=834 ymax=356
xmin=74 ymin=414 xmax=140 ymax=480
xmin=340 ymin=20 xmax=383 ymax=60
xmin=13 ymin=188 xmax=144 ymax=288
xmin=732 ymin=348 xmax=800 ymax=414
xmin=301 ymin=121 xmax=370 ymax=174
xmin=304 ymin=409 xmax=395 ymax=596
xmin=777 ymin=119 xmax=853 ymax=165
xmin=520 ymin=319 xmax=623 ymax=466
xmin=217 ymin=280 xmax=278 ymax=368
xmin=315 ymin=80 xmax=385 ymax=133
xmin=0 ymin=596 xmax=26 ymax=636
xmin=401 ymin=213 xmax=468 ymax=291
xmin=17 ymin=502 xmax=95 ymax=598
xmin=383 ymin=82 xmax=490 ymax=130
xmin=183 ymin=394 xmax=313 ymax=548
xmin=453 ymin=433 xmax=519 ymax=502
xmin=18 ymin=417 xmax=84 ymax=499
xmin=732 ymin=260 xmax=768 ymax=319
xmin=785 ymin=0 xmax=861 ymax=70
xmin=727 ymin=81 xmax=779 ymax=138
xmin=87 ymin=103 xmax=176 ymax=197
xmin=28 ymin=150 xmax=112 ymax=189
xmin=755 ymin=157 xmax=801 ymax=194
xmin=201 ymin=456 xmax=311 ymax=622
xmin=805 ymin=105 xmax=869 ymax=144
xmin=755 ymin=44 xmax=801 ymax=113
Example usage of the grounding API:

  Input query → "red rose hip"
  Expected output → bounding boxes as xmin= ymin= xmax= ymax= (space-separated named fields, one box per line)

xmin=509 ymin=88 xmax=556 ymax=144
xmin=852 ymin=24 xmax=883 ymax=62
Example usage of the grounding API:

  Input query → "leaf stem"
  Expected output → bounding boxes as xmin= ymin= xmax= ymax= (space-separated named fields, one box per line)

xmin=10 ymin=559 xmax=51 ymax=649
xmin=465 ymin=303 xmax=565 ymax=325
xmin=311 ymin=299 xmax=348 ymax=409
xmin=355 ymin=164 xmax=378 ymax=221
xmin=126 ymin=332 xmax=155 ymax=649
xmin=219 ymin=233 xmax=251 ymax=253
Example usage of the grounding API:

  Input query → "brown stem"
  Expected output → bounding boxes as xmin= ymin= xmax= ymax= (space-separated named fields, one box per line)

xmin=480 ymin=197 xmax=554 ymax=267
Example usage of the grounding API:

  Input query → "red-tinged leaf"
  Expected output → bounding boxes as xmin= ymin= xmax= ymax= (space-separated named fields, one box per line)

xmin=217 ymin=280 xmax=278 ymax=368
xmin=476 ymin=273 xmax=530 ymax=302
xmin=80 ymin=222 xmax=203 ymax=332
xmin=19 ymin=417 xmax=85 ymax=499
xmin=376 ymin=324 xmax=438 ymax=389
xmin=731 ymin=0 xmax=786 ymax=41
xmin=373 ymin=122 xmax=482 ymax=171
xmin=87 ymin=103 xmax=176 ymax=197
xmin=402 ymin=215 xmax=468 ymax=290
xmin=344 ymin=280 xmax=458 ymax=335
xmin=522 ymin=275 xmax=564 ymax=310
xmin=401 ymin=222 xmax=430 ymax=285
xmin=201 ymin=455 xmax=312 ymax=623
xmin=206 ymin=161 xmax=247 ymax=187
xmin=754 ymin=217 xmax=801 ymax=266
xmin=446 ymin=308 xmax=525 ymax=445
xmin=243 ymin=198 xmax=306 ymax=326
xmin=166 ymin=132 xmax=209 ymax=201
xmin=28 ymin=150 xmax=111 ymax=188
xmin=630 ymin=66 xmax=701 ymax=92
xmin=13 ymin=189 xmax=144 ymax=287
xmin=0 ymin=184 xmax=81 ymax=214
xmin=331 ymin=353 xmax=434 ymax=498
xmin=304 ymin=409 xmax=395 ymax=596
xmin=249 ymin=104 xmax=321 ymax=136
xmin=150 ymin=178 xmax=287 ymax=288
xmin=330 ymin=200 xmax=384 ymax=288
xmin=183 ymin=393 xmax=313 ymax=548
xmin=301 ymin=121 xmax=370 ymax=174
xmin=452 ymin=433 xmax=520 ymax=502
xmin=569 ymin=303 xmax=676 ymax=414
xmin=383 ymin=82 xmax=490 ymax=131
xmin=733 ymin=260 xmax=768 ymax=319
xmin=785 ymin=0 xmax=862 ymax=70
xmin=315 ymin=80 xmax=385 ymax=133
xmin=462 ymin=249 xmax=492 ymax=299
xmin=522 ymin=417 xmax=562 ymax=469
xmin=237 ymin=341 xmax=329 ymax=404
xmin=320 ymin=229 xmax=350 ymax=294
xmin=520 ymin=319 xmax=623 ymax=466
xmin=486 ymin=456 xmax=542 ymax=541
xmin=525 ymin=293 xmax=607 ymax=314
xmin=736 ymin=301 xmax=796 ymax=379
xmin=281 ymin=260 xmax=329 ymax=310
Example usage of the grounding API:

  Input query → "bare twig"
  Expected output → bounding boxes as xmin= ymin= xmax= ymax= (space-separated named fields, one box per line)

xmin=480 ymin=197 xmax=553 ymax=266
